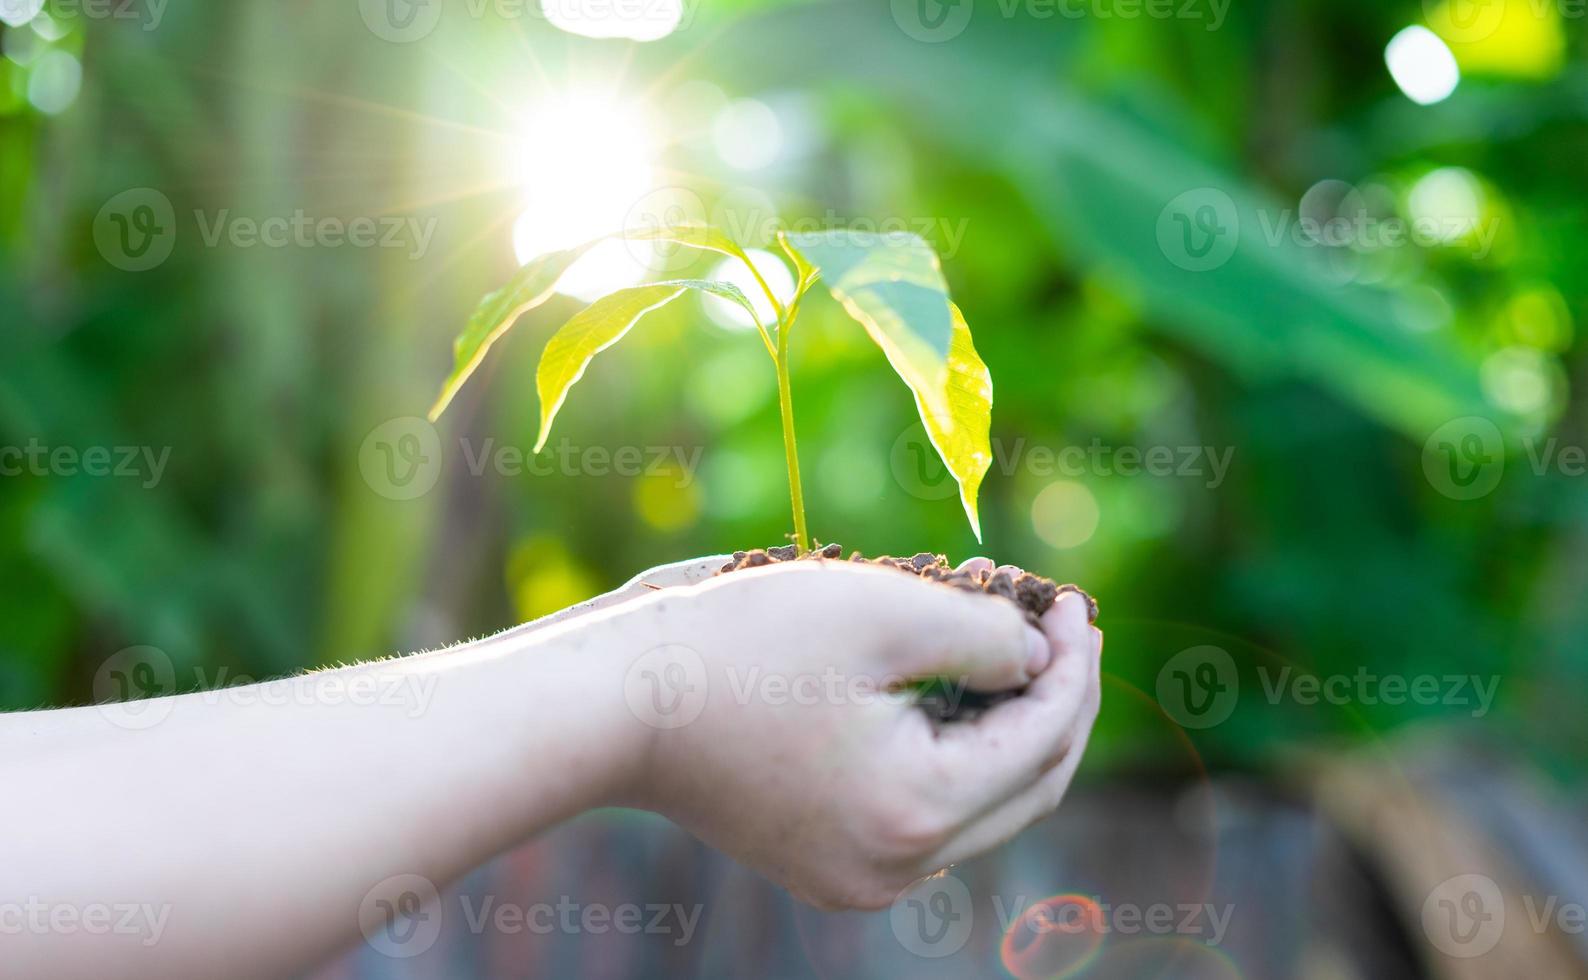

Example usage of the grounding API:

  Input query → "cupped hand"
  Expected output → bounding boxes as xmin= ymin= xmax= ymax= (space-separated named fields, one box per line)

xmin=620 ymin=557 xmax=1102 ymax=910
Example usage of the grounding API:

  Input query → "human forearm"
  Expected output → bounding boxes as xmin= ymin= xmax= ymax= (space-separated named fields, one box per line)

xmin=1 ymin=606 xmax=653 ymax=979
xmin=1 ymin=558 xmax=1102 ymax=978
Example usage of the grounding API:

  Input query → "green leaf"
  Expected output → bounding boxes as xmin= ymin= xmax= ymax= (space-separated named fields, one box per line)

xmin=534 ymin=280 xmax=755 ymax=453
xmin=783 ymin=230 xmax=954 ymax=417
xmin=429 ymin=224 xmax=749 ymax=423
xmin=678 ymin=278 xmax=761 ymax=321
xmin=913 ymin=303 xmax=993 ymax=542
xmin=427 ymin=245 xmax=590 ymax=421
xmin=775 ymin=229 xmax=814 ymax=284
xmin=620 ymin=221 xmax=749 ymax=263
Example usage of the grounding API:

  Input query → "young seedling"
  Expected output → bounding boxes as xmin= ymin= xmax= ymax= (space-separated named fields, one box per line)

xmin=427 ymin=221 xmax=1097 ymax=723
xmin=426 ymin=222 xmax=993 ymax=552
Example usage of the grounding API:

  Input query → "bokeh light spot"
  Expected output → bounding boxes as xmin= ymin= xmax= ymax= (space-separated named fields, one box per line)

xmin=1385 ymin=26 xmax=1460 ymax=105
xmin=1000 ymin=893 xmax=1106 ymax=980
xmin=703 ymin=446 xmax=781 ymax=521
xmin=0 ymin=0 xmax=43 ymax=29
xmin=685 ymin=346 xmax=776 ymax=427
xmin=702 ymin=248 xmax=794 ymax=331
xmin=634 ymin=464 xmax=701 ymax=532
xmin=507 ymin=536 xmax=599 ymax=622
xmin=1406 ymin=166 xmax=1484 ymax=244
xmin=538 ymin=0 xmax=683 ymax=42
xmin=712 ymin=98 xmax=782 ymax=171
xmin=26 ymin=49 xmax=79 ymax=115
xmin=1481 ymin=346 xmax=1554 ymax=416
xmin=1031 ymin=479 xmax=1101 ymax=550
xmin=1503 ymin=285 xmax=1572 ymax=352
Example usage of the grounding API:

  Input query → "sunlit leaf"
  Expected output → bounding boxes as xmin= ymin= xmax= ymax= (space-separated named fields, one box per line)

xmin=427 ymin=245 xmax=590 ymax=421
xmin=620 ymin=221 xmax=749 ymax=262
xmin=783 ymin=230 xmax=953 ymax=418
xmin=534 ymin=280 xmax=756 ymax=453
xmin=775 ymin=229 xmax=814 ymax=284
xmin=913 ymin=303 xmax=993 ymax=541
xmin=429 ymin=225 xmax=753 ymax=423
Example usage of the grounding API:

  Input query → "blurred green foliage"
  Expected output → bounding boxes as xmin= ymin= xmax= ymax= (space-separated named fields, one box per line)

xmin=2 ymin=0 xmax=1584 ymax=777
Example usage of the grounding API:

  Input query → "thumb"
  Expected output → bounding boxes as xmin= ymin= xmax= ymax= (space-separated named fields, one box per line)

xmin=882 ymin=576 xmax=1045 ymax=692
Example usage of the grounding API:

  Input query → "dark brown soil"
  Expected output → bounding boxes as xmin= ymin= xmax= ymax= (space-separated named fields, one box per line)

xmin=717 ymin=544 xmax=1097 ymax=724
xmin=716 ymin=543 xmax=1097 ymax=627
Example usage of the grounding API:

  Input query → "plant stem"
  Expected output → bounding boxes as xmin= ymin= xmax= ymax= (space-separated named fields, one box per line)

xmin=773 ymin=306 xmax=810 ymax=553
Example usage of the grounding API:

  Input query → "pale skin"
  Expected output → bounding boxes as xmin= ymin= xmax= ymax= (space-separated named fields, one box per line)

xmin=1 ymin=555 xmax=1103 ymax=979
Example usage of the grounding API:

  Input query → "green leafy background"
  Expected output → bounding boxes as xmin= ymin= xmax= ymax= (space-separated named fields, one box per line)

xmin=2 ymin=0 xmax=1583 ymax=787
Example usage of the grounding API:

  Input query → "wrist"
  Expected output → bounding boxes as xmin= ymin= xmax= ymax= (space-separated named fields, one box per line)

xmin=486 ymin=597 xmax=678 ymax=816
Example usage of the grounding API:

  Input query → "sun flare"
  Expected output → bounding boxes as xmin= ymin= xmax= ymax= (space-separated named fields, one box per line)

xmin=510 ymin=91 xmax=661 ymax=301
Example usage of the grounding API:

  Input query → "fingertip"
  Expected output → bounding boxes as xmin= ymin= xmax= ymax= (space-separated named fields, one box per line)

xmin=1024 ymin=626 xmax=1050 ymax=676
xmin=1041 ymin=591 xmax=1092 ymax=643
